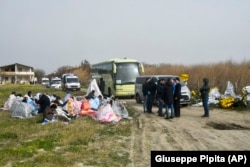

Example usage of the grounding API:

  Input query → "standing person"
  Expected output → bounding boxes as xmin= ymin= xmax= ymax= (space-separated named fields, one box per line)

xmin=163 ymin=78 xmax=174 ymax=119
xmin=200 ymin=78 xmax=210 ymax=117
xmin=142 ymin=78 xmax=150 ymax=113
xmin=156 ymin=79 xmax=165 ymax=116
xmin=173 ymin=77 xmax=182 ymax=117
xmin=98 ymin=78 xmax=105 ymax=95
xmin=146 ymin=78 xmax=157 ymax=113
xmin=172 ymin=78 xmax=176 ymax=95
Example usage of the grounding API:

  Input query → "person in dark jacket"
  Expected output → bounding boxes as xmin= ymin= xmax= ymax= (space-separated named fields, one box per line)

xmin=200 ymin=78 xmax=210 ymax=117
xmin=156 ymin=79 xmax=165 ymax=116
xmin=145 ymin=78 xmax=157 ymax=113
xmin=142 ymin=78 xmax=150 ymax=112
xmin=98 ymin=78 xmax=105 ymax=95
xmin=173 ymin=77 xmax=182 ymax=117
xmin=35 ymin=93 xmax=51 ymax=114
xmin=163 ymin=78 xmax=174 ymax=119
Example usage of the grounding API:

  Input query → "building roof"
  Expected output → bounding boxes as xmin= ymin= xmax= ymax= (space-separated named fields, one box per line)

xmin=0 ymin=63 xmax=34 ymax=69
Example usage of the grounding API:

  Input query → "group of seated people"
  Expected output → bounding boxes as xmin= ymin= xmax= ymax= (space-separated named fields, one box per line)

xmin=4 ymin=90 xmax=129 ymax=124
xmin=42 ymin=90 xmax=129 ymax=124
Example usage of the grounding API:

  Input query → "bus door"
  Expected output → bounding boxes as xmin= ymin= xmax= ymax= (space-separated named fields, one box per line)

xmin=101 ymin=74 xmax=114 ymax=96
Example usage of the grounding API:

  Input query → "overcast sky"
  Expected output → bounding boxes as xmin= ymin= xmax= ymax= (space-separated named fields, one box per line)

xmin=0 ymin=0 xmax=249 ymax=74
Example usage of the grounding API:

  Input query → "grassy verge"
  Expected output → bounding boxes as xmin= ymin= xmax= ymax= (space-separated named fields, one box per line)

xmin=0 ymin=84 xmax=133 ymax=167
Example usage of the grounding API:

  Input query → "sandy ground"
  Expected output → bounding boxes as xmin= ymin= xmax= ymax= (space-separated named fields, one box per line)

xmin=125 ymin=100 xmax=250 ymax=167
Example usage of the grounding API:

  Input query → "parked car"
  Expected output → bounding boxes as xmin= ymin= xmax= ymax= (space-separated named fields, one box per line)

xmin=135 ymin=75 xmax=191 ymax=105
xmin=49 ymin=77 xmax=62 ymax=89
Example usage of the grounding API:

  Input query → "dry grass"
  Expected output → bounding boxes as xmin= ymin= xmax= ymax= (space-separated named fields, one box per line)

xmin=143 ymin=59 xmax=250 ymax=94
xmin=69 ymin=66 xmax=91 ymax=84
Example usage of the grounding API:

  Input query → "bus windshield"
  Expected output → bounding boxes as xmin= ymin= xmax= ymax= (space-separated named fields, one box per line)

xmin=116 ymin=63 xmax=140 ymax=84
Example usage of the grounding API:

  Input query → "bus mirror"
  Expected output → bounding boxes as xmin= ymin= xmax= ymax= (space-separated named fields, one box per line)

xmin=113 ymin=64 xmax=117 ymax=73
xmin=140 ymin=63 xmax=144 ymax=73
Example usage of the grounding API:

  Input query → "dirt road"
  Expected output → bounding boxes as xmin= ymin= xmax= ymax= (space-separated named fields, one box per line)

xmin=126 ymin=100 xmax=250 ymax=167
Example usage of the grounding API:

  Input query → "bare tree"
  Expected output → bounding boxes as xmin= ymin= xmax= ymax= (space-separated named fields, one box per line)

xmin=34 ymin=69 xmax=46 ymax=82
xmin=55 ymin=66 xmax=73 ymax=77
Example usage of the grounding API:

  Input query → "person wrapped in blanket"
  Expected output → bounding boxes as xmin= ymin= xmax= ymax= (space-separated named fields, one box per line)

xmin=79 ymin=91 xmax=100 ymax=117
xmin=87 ymin=90 xmax=100 ymax=111
xmin=42 ymin=103 xmax=71 ymax=124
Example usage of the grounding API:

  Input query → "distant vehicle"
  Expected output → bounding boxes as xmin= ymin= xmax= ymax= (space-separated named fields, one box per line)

xmin=41 ymin=78 xmax=50 ymax=87
xmin=61 ymin=74 xmax=80 ymax=91
xmin=135 ymin=75 xmax=191 ymax=105
xmin=49 ymin=77 xmax=61 ymax=89
xmin=91 ymin=58 xmax=144 ymax=97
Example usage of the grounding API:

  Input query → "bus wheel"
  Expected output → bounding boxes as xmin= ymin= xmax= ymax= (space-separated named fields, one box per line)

xmin=136 ymin=94 xmax=141 ymax=103
xmin=108 ymin=88 xmax=112 ymax=97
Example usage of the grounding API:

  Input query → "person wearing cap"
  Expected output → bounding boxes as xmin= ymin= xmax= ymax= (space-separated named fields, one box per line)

xmin=173 ymin=77 xmax=181 ymax=117
xmin=42 ymin=103 xmax=58 ymax=124
xmin=200 ymin=78 xmax=210 ymax=117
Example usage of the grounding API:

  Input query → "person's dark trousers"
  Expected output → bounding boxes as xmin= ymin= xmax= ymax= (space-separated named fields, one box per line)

xmin=165 ymin=103 xmax=174 ymax=118
xmin=202 ymin=96 xmax=209 ymax=116
xmin=158 ymin=98 xmax=163 ymax=116
xmin=174 ymin=99 xmax=180 ymax=117
xmin=143 ymin=95 xmax=148 ymax=112
xmin=38 ymin=105 xmax=48 ymax=114
xmin=146 ymin=94 xmax=154 ymax=113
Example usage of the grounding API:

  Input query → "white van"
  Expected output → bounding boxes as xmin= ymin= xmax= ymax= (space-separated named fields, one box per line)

xmin=135 ymin=75 xmax=191 ymax=105
xmin=41 ymin=78 xmax=50 ymax=87
xmin=61 ymin=74 xmax=80 ymax=91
